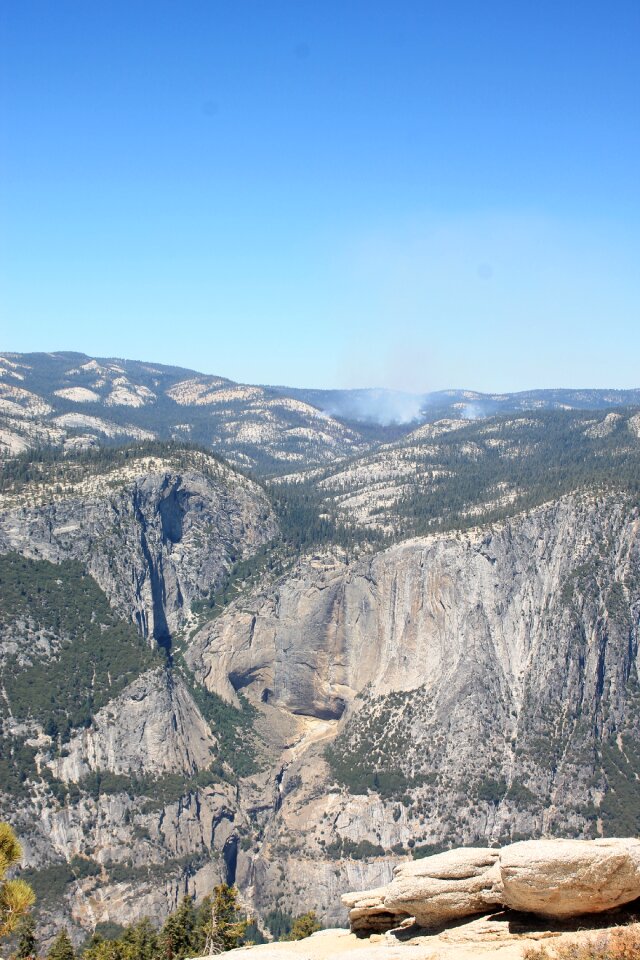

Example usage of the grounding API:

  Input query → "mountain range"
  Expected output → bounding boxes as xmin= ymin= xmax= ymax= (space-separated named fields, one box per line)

xmin=3 ymin=350 xmax=640 ymax=473
xmin=1 ymin=351 xmax=639 ymax=944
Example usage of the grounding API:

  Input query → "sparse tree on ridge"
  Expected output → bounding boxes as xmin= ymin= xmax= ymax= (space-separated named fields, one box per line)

xmin=203 ymin=884 xmax=249 ymax=955
xmin=158 ymin=895 xmax=197 ymax=960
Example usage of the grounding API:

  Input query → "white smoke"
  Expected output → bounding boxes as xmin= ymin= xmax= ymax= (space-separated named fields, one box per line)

xmin=325 ymin=389 xmax=424 ymax=426
xmin=460 ymin=402 xmax=484 ymax=420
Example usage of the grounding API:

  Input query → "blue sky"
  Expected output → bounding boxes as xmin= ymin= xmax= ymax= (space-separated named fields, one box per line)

xmin=1 ymin=0 xmax=639 ymax=391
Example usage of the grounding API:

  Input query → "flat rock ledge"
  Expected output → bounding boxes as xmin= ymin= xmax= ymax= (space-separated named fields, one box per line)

xmin=343 ymin=838 xmax=640 ymax=933
xmin=196 ymin=912 xmax=640 ymax=960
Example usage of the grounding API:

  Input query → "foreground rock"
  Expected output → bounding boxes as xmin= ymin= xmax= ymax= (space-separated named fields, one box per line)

xmin=343 ymin=848 xmax=502 ymax=931
xmin=500 ymin=838 xmax=640 ymax=919
xmin=344 ymin=839 xmax=640 ymax=933
xmin=196 ymin=913 xmax=640 ymax=960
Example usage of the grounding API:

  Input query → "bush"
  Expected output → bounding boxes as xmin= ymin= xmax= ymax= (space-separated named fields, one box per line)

xmin=283 ymin=912 xmax=322 ymax=941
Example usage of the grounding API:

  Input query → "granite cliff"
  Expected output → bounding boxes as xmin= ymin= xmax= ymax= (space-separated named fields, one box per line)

xmin=0 ymin=447 xmax=275 ymax=643
xmin=183 ymin=492 xmax=640 ymax=926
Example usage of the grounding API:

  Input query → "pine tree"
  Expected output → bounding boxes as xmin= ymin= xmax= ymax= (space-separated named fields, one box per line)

xmin=193 ymin=896 xmax=213 ymax=956
xmin=121 ymin=918 xmax=158 ymax=960
xmin=47 ymin=929 xmax=75 ymax=960
xmin=203 ymin=884 xmax=248 ymax=955
xmin=80 ymin=937 xmax=126 ymax=960
xmin=158 ymin=896 xmax=197 ymax=960
xmin=0 ymin=822 xmax=35 ymax=941
xmin=15 ymin=914 xmax=38 ymax=959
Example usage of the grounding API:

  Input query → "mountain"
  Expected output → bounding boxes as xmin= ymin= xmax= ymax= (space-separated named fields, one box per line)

xmin=287 ymin=408 xmax=640 ymax=536
xmin=1 ymin=350 xmax=639 ymax=943
xmin=2 ymin=351 xmax=640 ymax=473
xmin=186 ymin=491 xmax=640 ymax=924
xmin=283 ymin=385 xmax=640 ymax=426
xmin=0 ymin=352 xmax=368 ymax=473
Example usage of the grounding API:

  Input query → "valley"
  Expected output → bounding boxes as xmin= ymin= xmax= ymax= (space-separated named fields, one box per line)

xmin=1 ymin=352 xmax=639 ymax=944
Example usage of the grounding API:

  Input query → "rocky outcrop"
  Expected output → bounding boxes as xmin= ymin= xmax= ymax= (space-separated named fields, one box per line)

xmin=195 ymin=914 xmax=640 ymax=960
xmin=343 ymin=848 xmax=501 ymax=932
xmin=343 ymin=840 xmax=640 ymax=933
xmin=384 ymin=848 xmax=503 ymax=927
xmin=344 ymin=848 xmax=502 ymax=932
xmin=500 ymin=838 xmax=640 ymax=919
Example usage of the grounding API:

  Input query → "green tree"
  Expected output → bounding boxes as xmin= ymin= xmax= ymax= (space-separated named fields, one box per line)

xmin=202 ymin=884 xmax=248 ymax=954
xmin=81 ymin=937 xmax=127 ymax=960
xmin=263 ymin=909 xmax=293 ymax=940
xmin=158 ymin=896 xmax=197 ymax=960
xmin=0 ymin=823 xmax=35 ymax=941
xmin=15 ymin=913 xmax=38 ymax=959
xmin=120 ymin=918 xmax=159 ymax=960
xmin=283 ymin=911 xmax=321 ymax=941
xmin=46 ymin=929 xmax=75 ymax=960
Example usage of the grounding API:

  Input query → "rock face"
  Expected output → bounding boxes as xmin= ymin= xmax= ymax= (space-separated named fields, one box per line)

xmin=48 ymin=668 xmax=219 ymax=782
xmin=3 ymin=475 xmax=640 ymax=940
xmin=500 ymin=838 xmax=640 ymax=919
xmin=0 ymin=448 xmax=276 ymax=941
xmin=0 ymin=449 xmax=276 ymax=644
xmin=188 ymin=491 xmax=640 ymax=931
xmin=343 ymin=848 xmax=503 ymax=932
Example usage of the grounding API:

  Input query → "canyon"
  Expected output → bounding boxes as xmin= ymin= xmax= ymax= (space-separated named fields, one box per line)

xmin=0 ymin=352 xmax=639 ymax=944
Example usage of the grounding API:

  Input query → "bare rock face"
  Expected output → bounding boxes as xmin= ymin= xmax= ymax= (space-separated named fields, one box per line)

xmin=48 ymin=668 xmax=218 ymax=782
xmin=500 ymin=838 xmax=640 ymax=918
xmin=0 ymin=450 xmax=276 ymax=645
xmin=342 ymin=848 xmax=503 ymax=932
xmin=187 ymin=492 xmax=640 ymax=929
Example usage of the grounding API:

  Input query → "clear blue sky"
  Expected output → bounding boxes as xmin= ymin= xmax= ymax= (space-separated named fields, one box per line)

xmin=1 ymin=0 xmax=639 ymax=392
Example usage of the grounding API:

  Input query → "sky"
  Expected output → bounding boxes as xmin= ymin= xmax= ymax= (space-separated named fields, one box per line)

xmin=1 ymin=0 xmax=639 ymax=392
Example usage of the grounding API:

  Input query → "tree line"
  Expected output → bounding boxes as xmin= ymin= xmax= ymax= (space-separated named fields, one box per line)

xmin=1 ymin=823 xmax=320 ymax=960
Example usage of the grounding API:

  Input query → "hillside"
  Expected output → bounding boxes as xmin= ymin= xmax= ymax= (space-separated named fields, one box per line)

xmin=286 ymin=408 xmax=640 ymax=536
xmin=0 ymin=353 xmax=368 ymax=473
xmin=3 ymin=351 xmax=640 ymax=474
